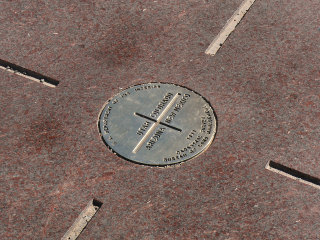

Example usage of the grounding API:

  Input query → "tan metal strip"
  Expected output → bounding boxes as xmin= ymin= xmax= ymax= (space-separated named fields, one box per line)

xmin=61 ymin=199 xmax=103 ymax=240
xmin=205 ymin=0 xmax=256 ymax=56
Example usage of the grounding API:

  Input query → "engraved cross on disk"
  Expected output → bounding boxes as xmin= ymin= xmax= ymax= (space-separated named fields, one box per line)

xmin=132 ymin=93 xmax=182 ymax=153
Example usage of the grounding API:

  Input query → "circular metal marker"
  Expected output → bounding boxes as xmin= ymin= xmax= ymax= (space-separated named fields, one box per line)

xmin=99 ymin=83 xmax=217 ymax=166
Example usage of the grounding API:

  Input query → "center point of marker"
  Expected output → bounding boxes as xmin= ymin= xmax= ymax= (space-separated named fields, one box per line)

xmin=132 ymin=92 xmax=181 ymax=153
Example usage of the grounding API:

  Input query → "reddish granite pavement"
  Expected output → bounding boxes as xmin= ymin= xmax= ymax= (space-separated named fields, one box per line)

xmin=0 ymin=0 xmax=319 ymax=239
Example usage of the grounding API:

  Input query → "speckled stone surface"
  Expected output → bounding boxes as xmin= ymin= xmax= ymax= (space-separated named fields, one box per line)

xmin=0 ymin=0 xmax=319 ymax=239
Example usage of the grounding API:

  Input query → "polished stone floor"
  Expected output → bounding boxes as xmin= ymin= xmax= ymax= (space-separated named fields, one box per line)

xmin=1 ymin=0 xmax=319 ymax=239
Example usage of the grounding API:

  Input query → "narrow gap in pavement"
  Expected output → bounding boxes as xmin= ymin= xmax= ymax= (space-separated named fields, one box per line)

xmin=266 ymin=160 xmax=320 ymax=189
xmin=0 ymin=58 xmax=59 ymax=87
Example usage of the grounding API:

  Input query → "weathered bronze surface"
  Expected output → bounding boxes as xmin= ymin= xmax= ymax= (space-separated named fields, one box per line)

xmin=99 ymin=83 xmax=217 ymax=165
